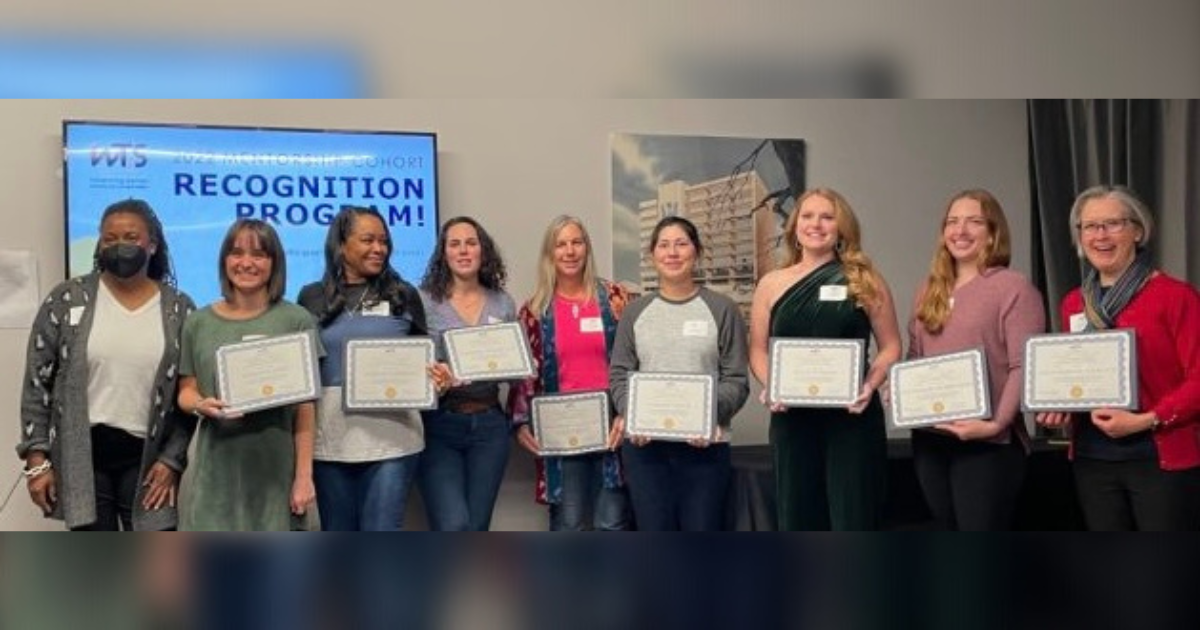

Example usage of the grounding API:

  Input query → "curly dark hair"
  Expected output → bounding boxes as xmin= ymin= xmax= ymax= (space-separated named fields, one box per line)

xmin=91 ymin=198 xmax=177 ymax=286
xmin=419 ymin=216 xmax=507 ymax=301
xmin=316 ymin=206 xmax=421 ymax=327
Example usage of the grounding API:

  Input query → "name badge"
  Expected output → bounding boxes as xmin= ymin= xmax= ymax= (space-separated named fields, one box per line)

xmin=1069 ymin=312 xmax=1088 ymax=333
xmin=682 ymin=320 xmax=709 ymax=337
xmin=580 ymin=317 xmax=603 ymax=333
xmin=242 ymin=334 xmax=267 ymax=341
xmin=363 ymin=301 xmax=391 ymax=317
xmin=486 ymin=315 xmax=502 ymax=325
xmin=819 ymin=285 xmax=848 ymax=301
xmin=68 ymin=306 xmax=85 ymax=326
xmin=948 ymin=297 xmax=956 ymax=310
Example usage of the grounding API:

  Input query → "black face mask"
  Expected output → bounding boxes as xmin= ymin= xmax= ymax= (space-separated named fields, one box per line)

xmin=98 ymin=243 xmax=149 ymax=279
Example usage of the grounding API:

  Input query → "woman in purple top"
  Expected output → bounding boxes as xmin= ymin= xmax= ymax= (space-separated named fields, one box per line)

xmin=906 ymin=189 xmax=1045 ymax=530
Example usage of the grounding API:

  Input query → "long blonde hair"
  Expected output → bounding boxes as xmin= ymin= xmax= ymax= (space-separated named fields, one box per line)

xmin=526 ymin=215 xmax=599 ymax=316
xmin=916 ymin=189 xmax=1012 ymax=334
xmin=783 ymin=188 xmax=880 ymax=309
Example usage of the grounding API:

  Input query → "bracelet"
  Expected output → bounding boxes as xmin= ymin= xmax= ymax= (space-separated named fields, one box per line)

xmin=23 ymin=460 xmax=52 ymax=479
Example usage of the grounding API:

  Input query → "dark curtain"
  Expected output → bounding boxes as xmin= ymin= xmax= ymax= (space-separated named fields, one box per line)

xmin=1027 ymin=99 xmax=1161 ymax=331
xmin=1028 ymin=99 xmax=1200 ymax=331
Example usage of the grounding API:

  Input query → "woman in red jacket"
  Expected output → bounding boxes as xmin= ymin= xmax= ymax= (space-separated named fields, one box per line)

xmin=1037 ymin=185 xmax=1200 ymax=530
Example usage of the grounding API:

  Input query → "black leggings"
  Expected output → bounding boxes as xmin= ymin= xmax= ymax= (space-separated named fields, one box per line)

xmin=912 ymin=430 xmax=1027 ymax=531
xmin=73 ymin=425 xmax=144 ymax=531
xmin=1073 ymin=458 xmax=1200 ymax=531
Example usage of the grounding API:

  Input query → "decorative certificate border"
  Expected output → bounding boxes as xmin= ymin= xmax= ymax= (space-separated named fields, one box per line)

xmin=888 ymin=347 xmax=991 ymax=429
xmin=1021 ymin=329 xmax=1137 ymax=412
xmin=216 ymin=331 xmax=321 ymax=415
xmin=626 ymin=372 xmax=716 ymax=441
xmin=344 ymin=337 xmax=437 ymax=411
xmin=531 ymin=390 xmax=611 ymax=457
xmin=767 ymin=337 xmax=865 ymax=407
xmin=443 ymin=321 xmax=536 ymax=381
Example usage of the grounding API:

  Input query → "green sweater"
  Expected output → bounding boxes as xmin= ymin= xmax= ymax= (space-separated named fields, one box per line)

xmin=178 ymin=301 xmax=320 ymax=531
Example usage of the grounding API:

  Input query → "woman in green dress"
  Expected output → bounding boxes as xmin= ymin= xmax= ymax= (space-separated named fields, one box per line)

xmin=175 ymin=219 xmax=319 ymax=531
xmin=748 ymin=188 xmax=902 ymax=530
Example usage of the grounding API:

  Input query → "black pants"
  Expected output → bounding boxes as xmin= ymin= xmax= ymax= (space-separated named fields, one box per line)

xmin=912 ymin=430 xmax=1026 ymax=531
xmin=73 ymin=425 xmax=144 ymax=531
xmin=1073 ymin=458 xmax=1200 ymax=531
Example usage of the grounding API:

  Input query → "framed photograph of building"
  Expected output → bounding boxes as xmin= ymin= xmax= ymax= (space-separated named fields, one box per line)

xmin=611 ymin=133 xmax=806 ymax=320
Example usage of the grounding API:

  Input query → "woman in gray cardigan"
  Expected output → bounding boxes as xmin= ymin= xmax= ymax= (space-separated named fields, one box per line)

xmin=16 ymin=199 xmax=196 ymax=530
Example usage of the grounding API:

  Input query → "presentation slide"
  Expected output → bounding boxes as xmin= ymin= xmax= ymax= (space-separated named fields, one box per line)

xmin=64 ymin=121 xmax=438 ymax=306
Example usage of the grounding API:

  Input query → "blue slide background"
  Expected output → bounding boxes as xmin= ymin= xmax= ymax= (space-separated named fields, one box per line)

xmin=64 ymin=122 xmax=438 ymax=306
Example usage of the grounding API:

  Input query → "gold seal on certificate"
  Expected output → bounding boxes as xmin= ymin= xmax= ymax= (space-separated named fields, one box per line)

xmin=443 ymin=322 xmax=535 ymax=382
xmin=216 ymin=331 xmax=321 ymax=414
xmin=767 ymin=338 xmax=864 ymax=407
xmin=344 ymin=337 xmax=437 ymax=411
xmin=1021 ymin=329 xmax=1137 ymax=412
xmin=625 ymin=372 xmax=716 ymax=442
xmin=531 ymin=391 xmax=610 ymax=457
xmin=887 ymin=348 xmax=991 ymax=429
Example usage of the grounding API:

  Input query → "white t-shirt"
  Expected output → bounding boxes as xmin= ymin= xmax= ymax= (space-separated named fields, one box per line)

xmin=87 ymin=281 xmax=164 ymax=438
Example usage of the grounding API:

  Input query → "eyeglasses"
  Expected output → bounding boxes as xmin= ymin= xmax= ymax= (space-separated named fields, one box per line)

xmin=1077 ymin=218 xmax=1132 ymax=235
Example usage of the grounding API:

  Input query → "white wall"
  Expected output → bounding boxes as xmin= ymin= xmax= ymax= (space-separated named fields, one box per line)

xmin=0 ymin=99 xmax=1028 ymax=530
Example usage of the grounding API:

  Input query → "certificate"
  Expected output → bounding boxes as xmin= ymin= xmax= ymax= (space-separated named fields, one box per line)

xmin=888 ymin=348 xmax=991 ymax=429
xmin=1022 ymin=329 xmax=1137 ymax=412
xmin=216 ymin=331 xmax=321 ymax=414
xmin=344 ymin=337 xmax=436 ymax=411
xmin=443 ymin=322 xmax=536 ymax=382
xmin=767 ymin=337 xmax=864 ymax=407
xmin=625 ymin=372 xmax=716 ymax=442
xmin=531 ymin=391 xmax=610 ymax=457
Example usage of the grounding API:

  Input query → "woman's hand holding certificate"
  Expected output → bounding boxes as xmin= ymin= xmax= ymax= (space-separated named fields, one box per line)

xmin=767 ymin=338 xmax=864 ymax=408
xmin=531 ymin=391 xmax=611 ymax=456
xmin=625 ymin=373 xmax=716 ymax=442
xmin=887 ymin=349 xmax=991 ymax=429
xmin=1022 ymin=330 xmax=1136 ymax=412
xmin=443 ymin=322 xmax=535 ymax=382
xmin=344 ymin=338 xmax=437 ymax=411
xmin=216 ymin=332 xmax=321 ymax=414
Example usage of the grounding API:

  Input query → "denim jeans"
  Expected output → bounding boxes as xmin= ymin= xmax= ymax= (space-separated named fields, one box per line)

xmin=418 ymin=407 xmax=511 ymax=531
xmin=313 ymin=455 xmax=419 ymax=531
xmin=620 ymin=441 xmax=731 ymax=531
xmin=548 ymin=453 xmax=632 ymax=531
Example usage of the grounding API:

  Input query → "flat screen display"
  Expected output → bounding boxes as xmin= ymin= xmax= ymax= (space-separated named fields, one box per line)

xmin=64 ymin=121 xmax=438 ymax=306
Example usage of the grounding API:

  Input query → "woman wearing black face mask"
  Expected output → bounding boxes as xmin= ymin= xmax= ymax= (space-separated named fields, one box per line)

xmin=17 ymin=199 xmax=197 ymax=530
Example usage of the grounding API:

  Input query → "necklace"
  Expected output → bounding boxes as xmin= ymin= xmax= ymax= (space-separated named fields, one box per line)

xmin=349 ymin=287 xmax=371 ymax=316
xmin=557 ymin=289 xmax=586 ymax=319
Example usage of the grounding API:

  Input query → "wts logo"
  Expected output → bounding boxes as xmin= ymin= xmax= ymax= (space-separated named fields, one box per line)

xmin=89 ymin=143 xmax=148 ymax=168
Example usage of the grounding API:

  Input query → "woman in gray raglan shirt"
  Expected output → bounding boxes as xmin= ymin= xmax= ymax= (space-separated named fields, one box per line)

xmin=609 ymin=216 xmax=750 ymax=531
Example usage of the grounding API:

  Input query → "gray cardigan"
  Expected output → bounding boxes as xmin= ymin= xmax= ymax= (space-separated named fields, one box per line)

xmin=17 ymin=273 xmax=196 ymax=530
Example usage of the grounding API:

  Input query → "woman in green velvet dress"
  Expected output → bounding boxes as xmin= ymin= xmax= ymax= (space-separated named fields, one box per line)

xmin=748 ymin=188 xmax=902 ymax=530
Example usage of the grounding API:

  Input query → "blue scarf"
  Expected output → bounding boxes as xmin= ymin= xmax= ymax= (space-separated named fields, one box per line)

xmin=1082 ymin=248 xmax=1154 ymax=330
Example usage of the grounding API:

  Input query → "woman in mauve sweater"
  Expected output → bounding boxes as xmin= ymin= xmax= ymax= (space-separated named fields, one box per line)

xmin=907 ymin=189 xmax=1045 ymax=530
